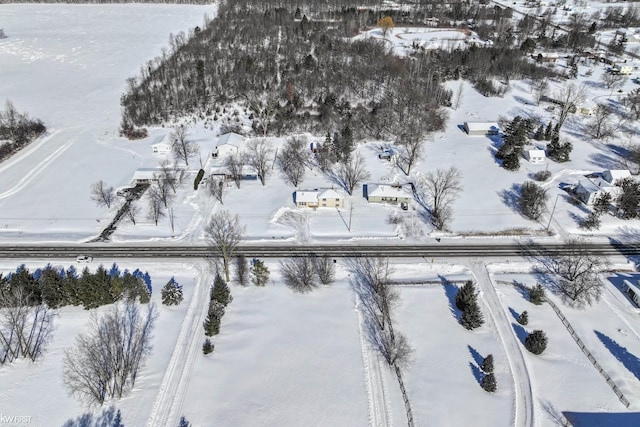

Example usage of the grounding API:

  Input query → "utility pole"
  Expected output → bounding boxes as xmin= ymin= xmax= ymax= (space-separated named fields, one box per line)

xmin=546 ymin=194 xmax=559 ymax=231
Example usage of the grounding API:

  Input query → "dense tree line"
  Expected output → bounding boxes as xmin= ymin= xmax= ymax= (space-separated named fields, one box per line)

xmin=0 ymin=100 xmax=46 ymax=163
xmin=122 ymin=0 xmax=555 ymax=141
xmin=0 ymin=263 xmax=152 ymax=310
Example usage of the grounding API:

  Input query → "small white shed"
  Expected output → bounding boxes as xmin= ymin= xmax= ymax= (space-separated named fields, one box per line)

xmin=524 ymin=148 xmax=546 ymax=164
xmin=463 ymin=122 xmax=500 ymax=137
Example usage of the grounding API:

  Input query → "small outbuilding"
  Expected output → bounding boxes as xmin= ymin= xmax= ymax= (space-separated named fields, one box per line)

xmin=151 ymin=141 xmax=171 ymax=155
xmin=602 ymin=169 xmax=631 ymax=185
xmin=294 ymin=190 xmax=319 ymax=208
xmin=524 ymin=147 xmax=546 ymax=164
xmin=365 ymin=184 xmax=413 ymax=204
xmin=463 ymin=122 xmax=500 ymax=137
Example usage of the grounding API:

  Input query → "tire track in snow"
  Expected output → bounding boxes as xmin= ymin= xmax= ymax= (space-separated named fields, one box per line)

xmin=0 ymin=135 xmax=76 ymax=200
xmin=146 ymin=263 xmax=211 ymax=427
xmin=355 ymin=296 xmax=393 ymax=427
xmin=470 ymin=261 xmax=534 ymax=427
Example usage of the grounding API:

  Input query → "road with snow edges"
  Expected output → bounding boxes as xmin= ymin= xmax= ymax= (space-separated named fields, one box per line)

xmin=0 ymin=241 xmax=637 ymax=259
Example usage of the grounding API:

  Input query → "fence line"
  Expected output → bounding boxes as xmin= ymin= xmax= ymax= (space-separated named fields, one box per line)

xmin=394 ymin=365 xmax=414 ymax=427
xmin=544 ymin=297 xmax=630 ymax=408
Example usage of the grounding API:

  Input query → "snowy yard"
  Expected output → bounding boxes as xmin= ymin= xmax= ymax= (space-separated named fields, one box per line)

xmin=0 ymin=260 xmax=200 ymax=427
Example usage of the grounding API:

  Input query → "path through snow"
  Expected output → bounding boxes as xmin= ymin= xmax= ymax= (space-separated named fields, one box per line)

xmin=470 ymin=261 xmax=534 ymax=427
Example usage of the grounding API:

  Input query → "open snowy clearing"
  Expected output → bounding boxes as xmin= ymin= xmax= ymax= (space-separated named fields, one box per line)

xmin=0 ymin=260 xmax=201 ymax=427
xmin=491 ymin=269 xmax=640 ymax=426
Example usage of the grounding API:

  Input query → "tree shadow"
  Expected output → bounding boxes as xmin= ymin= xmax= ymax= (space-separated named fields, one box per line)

xmin=588 ymin=151 xmax=622 ymax=170
xmin=609 ymin=230 xmax=640 ymax=269
xmin=63 ymin=407 xmax=123 ymax=427
xmin=469 ymin=361 xmax=484 ymax=385
xmin=595 ymin=330 xmax=640 ymax=381
xmin=467 ymin=344 xmax=484 ymax=367
xmin=508 ymin=307 xmax=521 ymax=322
xmin=512 ymin=280 xmax=530 ymax=300
xmin=512 ymin=322 xmax=528 ymax=345
xmin=498 ymin=183 xmax=521 ymax=214
xmin=441 ymin=277 xmax=462 ymax=321
xmin=563 ymin=411 xmax=640 ymax=426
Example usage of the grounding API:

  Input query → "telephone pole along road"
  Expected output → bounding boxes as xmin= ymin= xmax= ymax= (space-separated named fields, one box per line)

xmin=0 ymin=241 xmax=637 ymax=259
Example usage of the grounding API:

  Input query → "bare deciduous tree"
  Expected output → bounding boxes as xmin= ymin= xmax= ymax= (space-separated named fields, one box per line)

xmin=601 ymin=72 xmax=627 ymax=90
xmin=207 ymin=177 xmax=226 ymax=204
xmin=158 ymin=159 xmax=182 ymax=193
xmin=313 ymin=255 xmax=335 ymax=285
xmin=277 ymin=136 xmax=308 ymax=187
xmin=90 ymin=181 xmax=116 ymax=209
xmin=171 ymin=124 xmax=197 ymax=166
xmin=519 ymin=181 xmax=548 ymax=220
xmin=146 ymin=188 xmax=165 ymax=226
xmin=247 ymin=138 xmax=273 ymax=186
xmin=623 ymin=88 xmax=640 ymax=120
xmin=224 ymin=153 xmax=245 ymax=189
xmin=234 ymin=255 xmax=249 ymax=286
xmin=123 ymin=201 xmax=140 ymax=225
xmin=332 ymin=152 xmax=370 ymax=195
xmin=63 ymin=302 xmax=157 ymax=406
xmin=416 ymin=167 xmax=463 ymax=230
xmin=586 ymin=104 xmax=617 ymax=140
xmin=453 ymin=82 xmax=464 ymax=110
xmin=280 ymin=257 xmax=318 ymax=293
xmin=150 ymin=174 xmax=175 ymax=208
xmin=555 ymin=83 xmax=585 ymax=130
xmin=536 ymin=239 xmax=608 ymax=308
xmin=205 ymin=210 xmax=245 ymax=282
xmin=0 ymin=287 xmax=53 ymax=365
xmin=532 ymin=79 xmax=549 ymax=106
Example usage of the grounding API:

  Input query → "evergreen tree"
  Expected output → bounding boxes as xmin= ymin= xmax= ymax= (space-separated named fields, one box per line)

xmin=202 ymin=339 xmax=214 ymax=356
xmin=235 ymin=255 xmax=249 ymax=286
xmin=108 ymin=263 xmax=121 ymax=278
xmin=533 ymin=125 xmax=544 ymax=140
xmin=203 ymin=300 xmax=224 ymax=336
xmin=481 ymin=373 xmax=497 ymax=392
xmin=579 ymin=211 xmax=601 ymax=230
xmin=525 ymin=330 xmax=548 ymax=355
xmin=547 ymin=134 xmax=572 ymax=162
xmin=544 ymin=121 xmax=553 ymax=140
xmin=617 ymin=178 xmax=640 ymax=219
xmin=529 ymin=283 xmax=546 ymax=305
xmin=481 ymin=354 xmax=494 ymax=373
xmin=593 ymin=192 xmax=612 ymax=216
xmin=455 ymin=280 xmax=477 ymax=311
xmin=143 ymin=272 xmax=152 ymax=294
xmin=113 ymin=409 xmax=124 ymax=427
xmin=460 ymin=300 xmax=484 ymax=330
xmin=211 ymin=274 xmax=232 ymax=306
xmin=251 ymin=259 xmax=270 ymax=287
xmin=161 ymin=277 xmax=184 ymax=306
xmin=518 ymin=310 xmax=529 ymax=325
xmin=40 ymin=265 xmax=68 ymax=308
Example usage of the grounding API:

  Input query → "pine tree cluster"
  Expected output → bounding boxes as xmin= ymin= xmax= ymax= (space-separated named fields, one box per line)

xmin=203 ymin=274 xmax=232 ymax=337
xmin=251 ymin=259 xmax=270 ymax=287
xmin=0 ymin=263 xmax=151 ymax=309
xmin=525 ymin=329 xmax=548 ymax=355
xmin=495 ymin=116 xmax=535 ymax=171
xmin=529 ymin=283 xmax=546 ymax=305
xmin=455 ymin=281 xmax=484 ymax=330
xmin=161 ymin=277 xmax=184 ymax=306
xmin=517 ymin=310 xmax=529 ymax=325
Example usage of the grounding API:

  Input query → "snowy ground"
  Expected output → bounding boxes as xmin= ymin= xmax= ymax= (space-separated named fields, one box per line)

xmin=2 ymin=4 xmax=640 ymax=427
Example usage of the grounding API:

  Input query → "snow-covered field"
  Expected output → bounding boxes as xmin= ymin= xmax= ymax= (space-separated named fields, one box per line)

xmin=3 ymin=3 xmax=640 ymax=427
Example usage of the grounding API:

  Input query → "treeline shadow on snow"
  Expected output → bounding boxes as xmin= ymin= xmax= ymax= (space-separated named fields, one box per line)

xmin=595 ymin=330 xmax=640 ymax=381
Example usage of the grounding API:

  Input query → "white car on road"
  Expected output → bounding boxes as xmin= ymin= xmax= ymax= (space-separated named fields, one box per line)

xmin=76 ymin=255 xmax=93 ymax=263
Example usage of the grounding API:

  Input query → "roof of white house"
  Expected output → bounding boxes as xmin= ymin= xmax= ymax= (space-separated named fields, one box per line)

xmin=151 ymin=141 xmax=171 ymax=148
xmin=526 ymin=148 xmax=546 ymax=157
xmin=318 ymin=188 xmax=343 ymax=200
xmin=295 ymin=190 xmax=318 ymax=203
xmin=216 ymin=132 xmax=244 ymax=148
xmin=603 ymin=169 xmax=631 ymax=183
xmin=132 ymin=168 xmax=161 ymax=181
xmin=464 ymin=122 xmax=500 ymax=132
xmin=577 ymin=178 xmax=616 ymax=193
xmin=367 ymin=184 xmax=412 ymax=198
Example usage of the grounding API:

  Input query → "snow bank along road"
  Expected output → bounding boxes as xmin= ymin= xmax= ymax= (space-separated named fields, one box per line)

xmin=0 ymin=241 xmax=638 ymax=259
xmin=471 ymin=261 xmax=534 ymax=427
xmin=146 ymin=262 xmax=211 ymax=427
